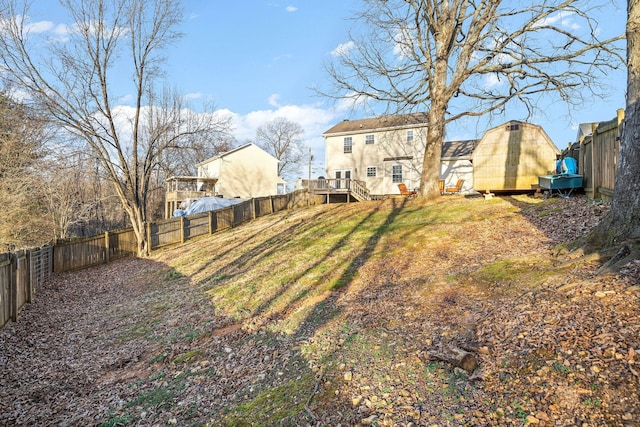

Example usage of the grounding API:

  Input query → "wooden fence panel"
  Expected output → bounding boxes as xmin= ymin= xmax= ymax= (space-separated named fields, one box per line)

xmin=580 ymin=137 xmax=594 ymax=198
xmin=215 ymin=207 xmax=233 ymax=231
xmin=150 ymin=218 xmax=182 ymax=250
xmin=580 ymin=111 xmax=623 ymax=201
xmin=594 ymin=123 xmax=620 ymax=199
xmin=254 ymin=197 xmax=273 ymax=218
xmin=109 ymin=228 xmax=138 ymax=260
xmin=53 ymin=235 xmax=107 ymax=273
xmin=184 ymin=213 xmax=210 ymax=240
xmin=233 ymin=201 xmax=253 ymax=226
xmin=272 ymin=194 xmax=290 ymax=212
xmin=0 ymin=253 xmax=10 ymax=328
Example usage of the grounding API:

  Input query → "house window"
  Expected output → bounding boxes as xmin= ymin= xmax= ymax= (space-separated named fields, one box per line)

xmin=392 ymin=165 xmax=403 ymax=183
xmin=344 ymin=137 xmax=353 ymax=153
xmin=366 ymin=166 xmax=377 ymax=177
xmin=277 ymin=183 xmax=285 ymax=195
xmin=406 ymin=130 xmax=414 ymax=143
xmin=506 ymin=123 xmax=520 ymax=131
xmin=365 ymin=134 xmax=375 ymax=145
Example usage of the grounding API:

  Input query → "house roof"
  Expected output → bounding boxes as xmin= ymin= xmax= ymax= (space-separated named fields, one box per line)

xmin=576 ymin=123 xmax=597 ymax=141
xmin=196 ymin=143 xmax=279 ymax=167
xmin=323 ymin=112 xmax=429 ymax=136
xmin=441 ymin=139 xmax=479 ymax=159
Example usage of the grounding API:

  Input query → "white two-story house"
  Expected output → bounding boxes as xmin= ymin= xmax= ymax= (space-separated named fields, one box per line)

xmin=323 ymin=113 xmax=429 ymax=197
xmin=197 ymin=143 xmax=286 ymax=199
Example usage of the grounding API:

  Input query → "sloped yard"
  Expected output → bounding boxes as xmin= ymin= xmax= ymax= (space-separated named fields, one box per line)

xmin=1 ymin=195 xmax=638 ymax=426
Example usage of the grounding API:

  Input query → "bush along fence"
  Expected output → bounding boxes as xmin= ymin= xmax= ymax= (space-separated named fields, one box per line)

xmin=0 ymin=190 xmax=321 ymax=330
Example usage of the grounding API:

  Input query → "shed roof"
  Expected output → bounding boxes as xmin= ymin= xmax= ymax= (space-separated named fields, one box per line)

xmin=323 ymin=113 xmax=428 ymax=136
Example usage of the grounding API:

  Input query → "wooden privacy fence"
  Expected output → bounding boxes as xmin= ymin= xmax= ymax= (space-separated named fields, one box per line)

xmin=1 ymin=190 xmax=318 ymax=329
xmin=578 ymin=109 xmax=624 ymax=202
xmin=0 ymin=245 xmax=52 ymax=329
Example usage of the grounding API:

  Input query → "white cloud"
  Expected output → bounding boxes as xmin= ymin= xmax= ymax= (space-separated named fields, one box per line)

xmin=268 ymin=94 xmax=281 ymax=107
xmin=117 ymin=94 xmax=133 ymax=104
xmin=534 ymin=10 xmax=580 ymax=30
xmin=286 ymin=6 xmax=298 ymax=13
xmin=485 ymin=73 xmax=503 ymax=88
xmin=331 ymin=40 xmax=355 ymax=57
xmin=272 ymin=53 xmax=293 ymax=62
xmin=393 ymin=28 xmax=414 ymax=59
xmin=52 ymin=23 xmax=72 ymax=36
xmin=25 ymin=20 xmax=53 ymax=33
xmin=184 ymin=92 xmax=202 ymax=101
xmin=224 ymin=101 xmax=346 ymax=176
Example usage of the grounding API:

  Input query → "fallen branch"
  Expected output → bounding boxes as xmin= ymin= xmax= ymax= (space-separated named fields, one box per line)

xmin=428 ymin=346 xmax=478 ymax=372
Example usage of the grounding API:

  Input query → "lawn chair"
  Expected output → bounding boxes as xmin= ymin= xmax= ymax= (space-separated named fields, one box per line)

xmin=398 ymin=183 xmax=417 ymax=196
xmin=443 ymin=179 xmax=464 ymax=195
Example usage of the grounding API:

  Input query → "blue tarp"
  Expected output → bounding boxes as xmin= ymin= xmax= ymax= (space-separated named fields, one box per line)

xmin=556 ymin=157 xmax=578 ymax=174
xmin=173 ymin=197 xmax=246 ymax=217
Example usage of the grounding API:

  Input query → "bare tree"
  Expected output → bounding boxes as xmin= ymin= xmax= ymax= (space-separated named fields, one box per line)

xmin=0 ymin=0 xmax=231 ymax=255
xmin=255 ymin=117 xmax=306 ymax=179
xmin=579 ymin=0 xmax=640 ymax=271
xmin=0 ymin=92 xmax=53 ymax=250
xmin=36 ymin=148 xmax=128 ymax=239
xmin=324 ymin=0 xmax=624 ymax=199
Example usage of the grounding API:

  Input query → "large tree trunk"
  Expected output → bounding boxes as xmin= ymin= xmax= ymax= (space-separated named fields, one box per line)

xmin=418 ymin=104 xmax=447 ymax=200
xmin=580 ymin=1 xmax=640 ymax=270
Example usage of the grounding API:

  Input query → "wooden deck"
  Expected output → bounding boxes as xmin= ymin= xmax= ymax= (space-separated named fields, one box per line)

xmin=307 ymin=179 xmax=371 ymax=203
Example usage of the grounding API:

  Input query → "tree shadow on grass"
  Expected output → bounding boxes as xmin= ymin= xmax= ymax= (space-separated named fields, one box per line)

xmin=188 ymin=204 xmax=350 ymax=284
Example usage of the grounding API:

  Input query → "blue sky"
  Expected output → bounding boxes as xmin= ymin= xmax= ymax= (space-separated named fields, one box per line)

xmin=24 ymin=1 xmax=629 ymax=180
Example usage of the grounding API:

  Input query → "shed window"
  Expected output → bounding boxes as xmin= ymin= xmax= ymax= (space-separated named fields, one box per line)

xmin=366 ymin=166 xmax=377 ymax=177
xmin=365 ymin=134 xmax=375 ymax=145
xmin=344 ymin=137 xmax=353 ymax=153
xmin=392 ymin=165 xmax=403 ymax=183
xmin=506 ymin=123 xmax=520 ymax=131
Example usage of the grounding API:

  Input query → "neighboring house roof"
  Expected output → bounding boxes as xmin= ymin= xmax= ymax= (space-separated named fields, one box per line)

xmin=323 ymin=112 xmax=429 ymax=136
xmin=196 ymin=143 xmax=279 ymax=167
xmin=576 ymin=122 xmax=597 ymax=142
xmin=441 ymin=139 xmax=479 ymax=160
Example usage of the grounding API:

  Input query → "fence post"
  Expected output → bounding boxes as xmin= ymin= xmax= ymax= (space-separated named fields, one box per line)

xmin=10 ymin=253 xmax=17 ymax=322
xmin=25 ymin=250 xmax=32 ymax=304
xmin=146 ymin=222 xmax=152 ymax=255
xmin=231 ymin=205 xmax=235 ymax=228
xmin=180 ymin=216 xmax=185 ymax=244
xmin=104 ymin=231 xmax=110 ymax=264
xmin=208 ymin=211 xmax=214 ymax=234
xmin=270 ymin=196 xmax=275 ymax=214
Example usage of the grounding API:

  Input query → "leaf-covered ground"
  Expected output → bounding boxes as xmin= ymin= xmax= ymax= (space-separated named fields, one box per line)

xmin=1 ymin=195 xmax=638 ymax=426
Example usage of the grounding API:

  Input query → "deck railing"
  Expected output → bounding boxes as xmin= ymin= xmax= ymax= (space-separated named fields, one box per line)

xmin=308 ymin=179 xmax=371 ymax=201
